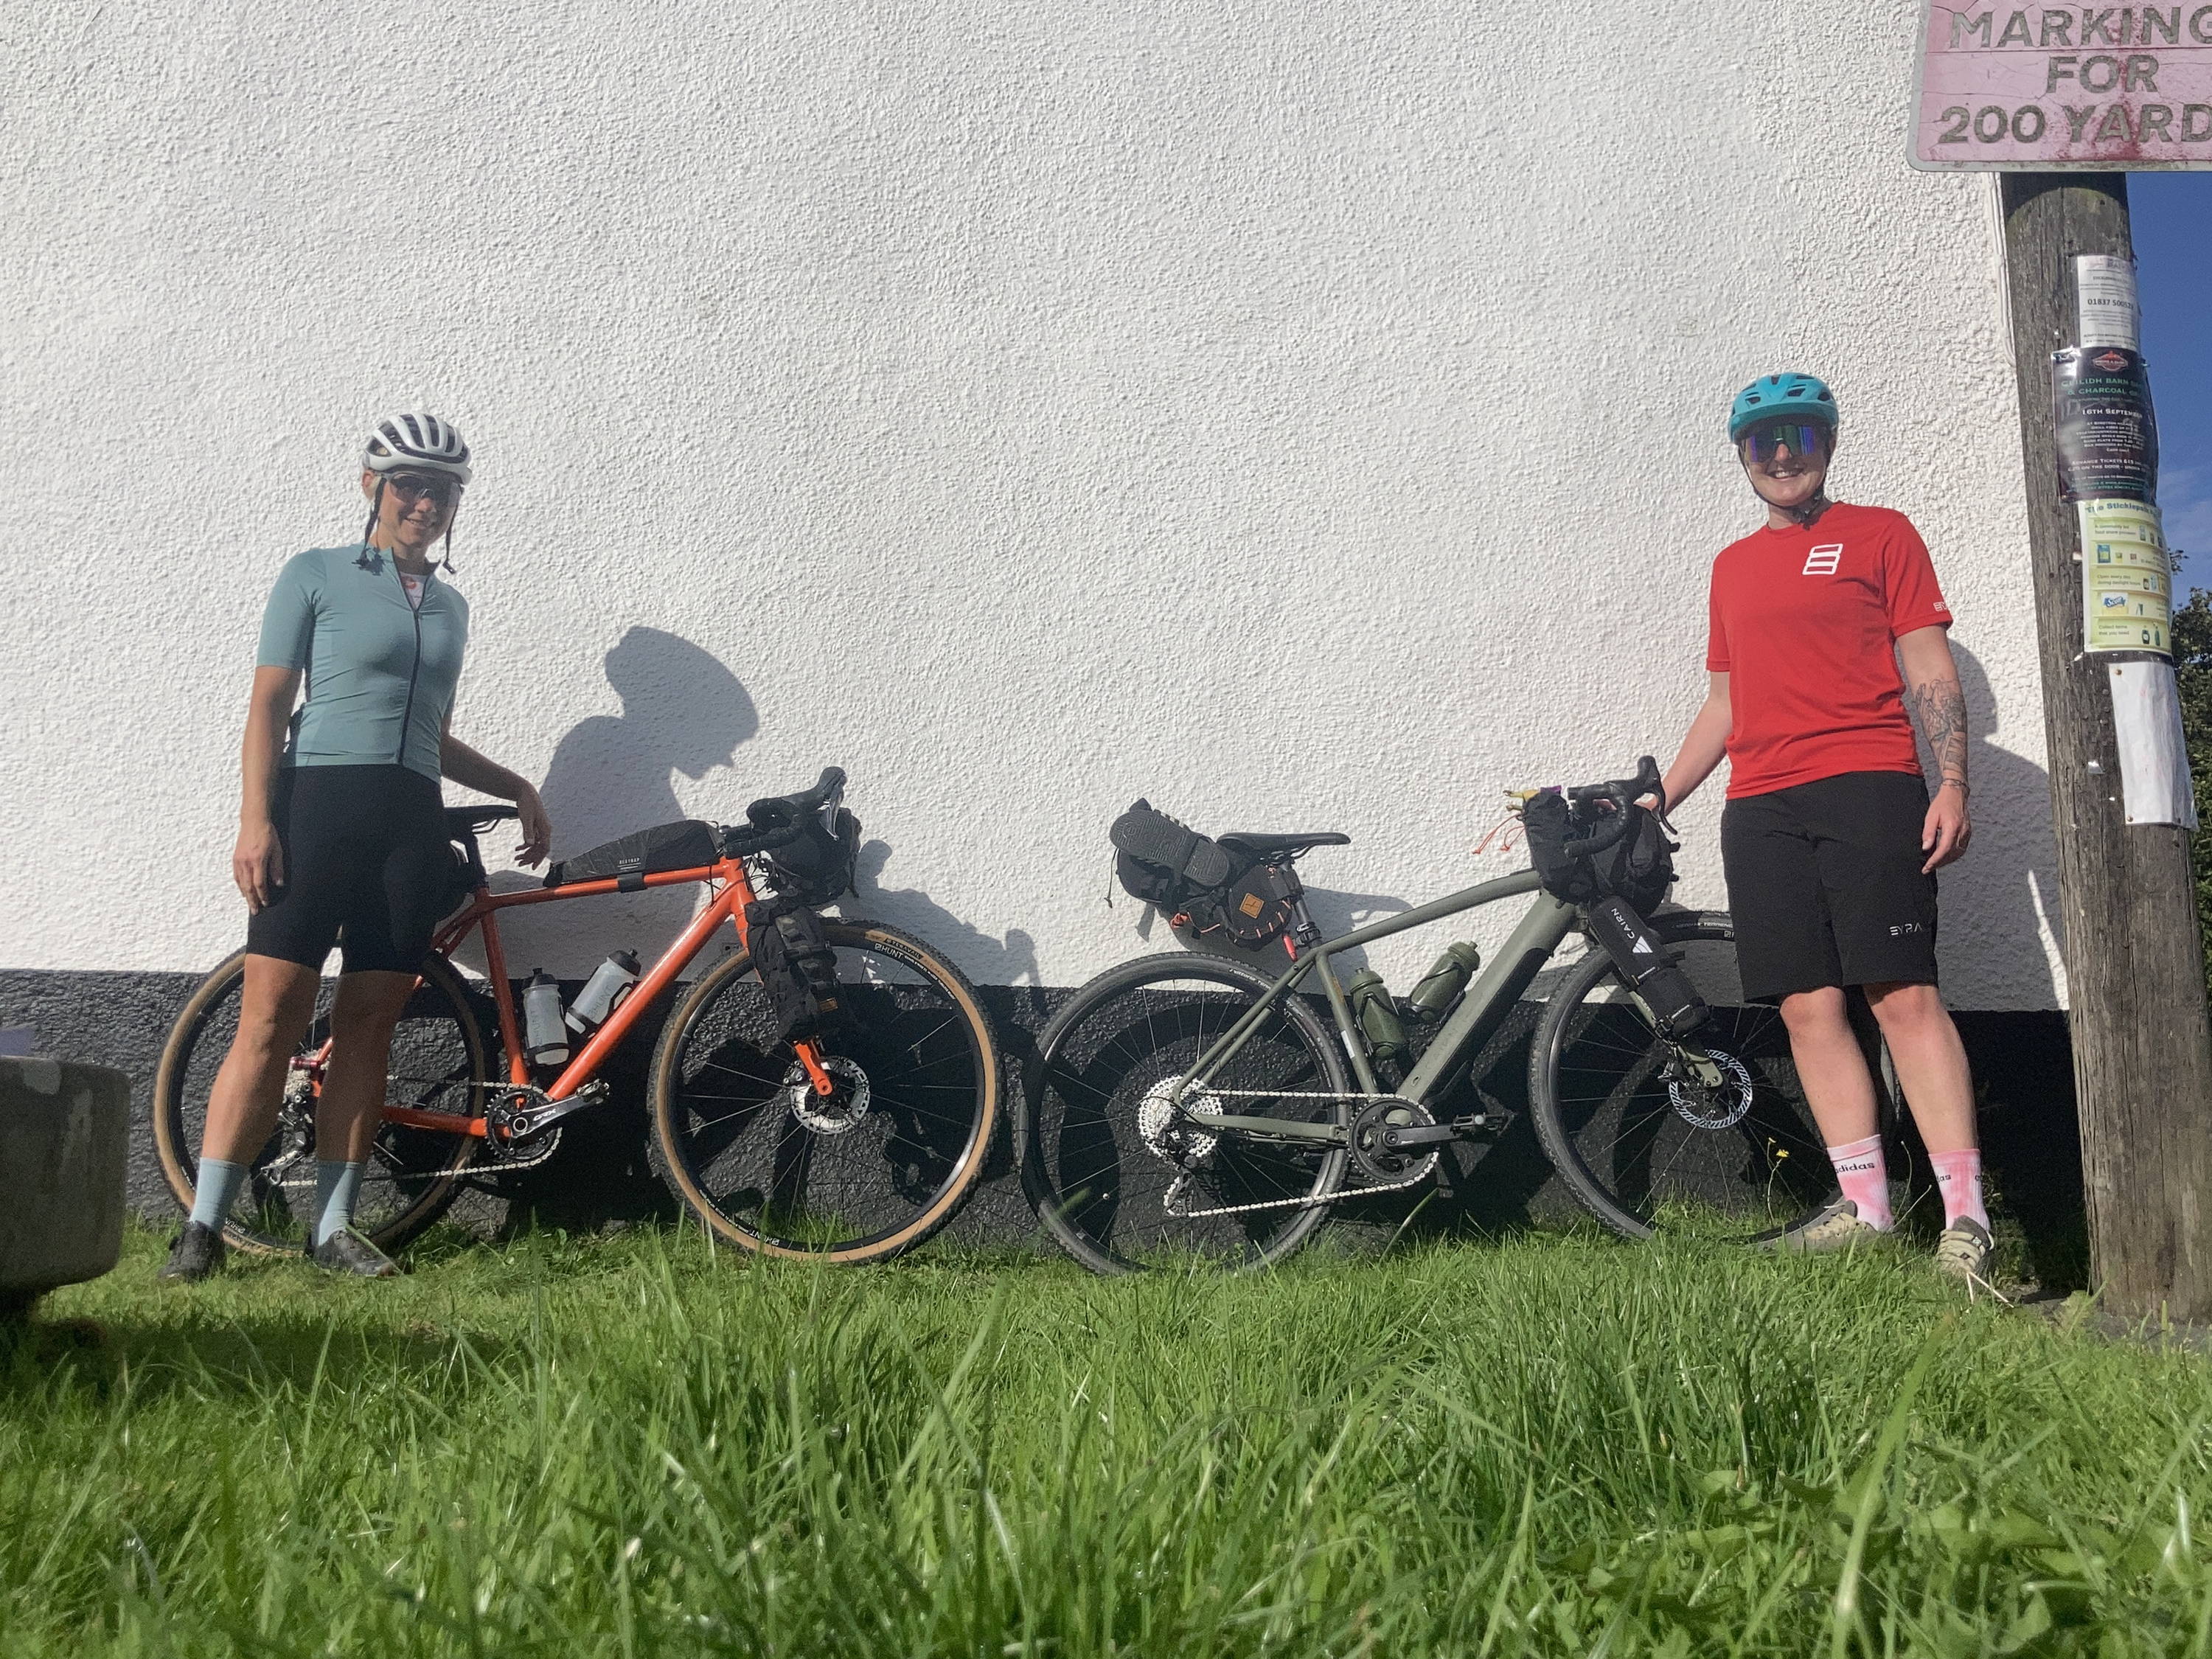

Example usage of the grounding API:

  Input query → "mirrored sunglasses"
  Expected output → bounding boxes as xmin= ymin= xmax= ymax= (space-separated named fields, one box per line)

xmin=384 ymin=473 xmax=462 ymax=504
xmin=1741 ymin=422 xmax=1829 ymax=465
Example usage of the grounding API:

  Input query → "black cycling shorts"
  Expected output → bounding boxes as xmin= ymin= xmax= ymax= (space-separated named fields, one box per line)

xmin=1719 ymin=770 xmax=1938 ymax=1003
xmin=246 ymin=765 xmax=456 ymax=975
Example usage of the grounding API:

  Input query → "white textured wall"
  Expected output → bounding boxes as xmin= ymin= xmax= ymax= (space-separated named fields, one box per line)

xmin=1 ymin=1 xmax=2065 ymax=1009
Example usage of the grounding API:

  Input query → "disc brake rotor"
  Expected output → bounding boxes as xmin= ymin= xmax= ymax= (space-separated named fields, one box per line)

xmin=1667 ymin=1048 xmax=1756 ymax=1130
xmin=784 ymin=1055 xmax=872 ymax=1135
xmin=1347 ymin=1097 xmax=1440 ymax=1186
xmin=1137 ymin=1077 xmax=1220 ymax=1169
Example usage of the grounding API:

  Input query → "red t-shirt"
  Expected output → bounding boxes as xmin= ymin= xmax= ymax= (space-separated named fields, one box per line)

xmin=1705 ymin=503 xmax=1951 ymax=799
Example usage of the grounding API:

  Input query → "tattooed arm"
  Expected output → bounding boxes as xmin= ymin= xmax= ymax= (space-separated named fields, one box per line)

xmin=1897 ymin=626 xmax=1972 ymax=872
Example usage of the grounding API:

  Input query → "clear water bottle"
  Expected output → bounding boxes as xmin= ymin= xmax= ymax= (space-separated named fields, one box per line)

xmin=566 ymin=950 xmax=641 ymax=1032
xmin=523 ymin=969 xmax=570 ymax=1067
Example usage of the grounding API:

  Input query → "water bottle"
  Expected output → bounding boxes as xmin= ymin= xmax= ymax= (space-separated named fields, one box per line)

xmin=523 ymin=969 xmax=570 ymax=1067
xmin=1403 ymin=942 xmax=1484 ymax=1024
xmin=1345 ymin=969 xmax=1407 ymax=1068
xmin=566 ymin=950 xmax=641 ymax=1032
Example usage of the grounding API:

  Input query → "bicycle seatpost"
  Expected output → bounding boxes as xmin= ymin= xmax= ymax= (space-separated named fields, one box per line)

xmin=1289 ymin=892 xmax=1325 ymax=951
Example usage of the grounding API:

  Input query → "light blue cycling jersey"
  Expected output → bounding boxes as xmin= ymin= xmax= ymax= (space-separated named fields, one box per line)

xmin=255 ymin=545 xmax=469 ymax=781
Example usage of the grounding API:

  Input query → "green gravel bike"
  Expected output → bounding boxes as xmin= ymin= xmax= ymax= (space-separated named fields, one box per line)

xmin=1019 ymin=759 xmax=1830 ymax=1273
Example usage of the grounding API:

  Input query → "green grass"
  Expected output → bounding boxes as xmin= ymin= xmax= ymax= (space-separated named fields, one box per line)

xmin=5 ymin=1223 xmax=2211 ymax=1657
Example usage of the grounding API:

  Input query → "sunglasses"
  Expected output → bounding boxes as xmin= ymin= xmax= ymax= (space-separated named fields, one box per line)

xmin=383 ymin=473 xmax=462 ymax=505
xmin=1741 ymin=422 xmax=1829 ymax=465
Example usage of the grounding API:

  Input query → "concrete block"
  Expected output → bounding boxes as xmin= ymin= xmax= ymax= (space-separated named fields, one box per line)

xmin=0 ymin=1056 xmax=131 ymax=1313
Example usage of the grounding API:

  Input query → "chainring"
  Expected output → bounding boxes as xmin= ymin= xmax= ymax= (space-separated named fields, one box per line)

xmin=1137 ymin=1076 xmax=1222 ymax=1170
xmin=1666 ymin=1048 xmax=1756 ymax=1130
xmin=1347 ymin=1096 xmax=1441 ymax=1186
xmin=784 ymin=1055 xmax=872 ymax=1135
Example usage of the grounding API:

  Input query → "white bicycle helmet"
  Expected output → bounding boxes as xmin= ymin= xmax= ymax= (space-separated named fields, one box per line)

xmin=363 ymin=412 xmax=472 ymax=484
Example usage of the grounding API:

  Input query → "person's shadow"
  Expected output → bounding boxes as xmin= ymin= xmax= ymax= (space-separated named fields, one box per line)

xmin=454 ymin=627 xmax=757 ymax=1234
xmin=1926 ymin=638 xmax=2061 ymax=1010
xmin=491 ymin=627 xmax=759 ymax=973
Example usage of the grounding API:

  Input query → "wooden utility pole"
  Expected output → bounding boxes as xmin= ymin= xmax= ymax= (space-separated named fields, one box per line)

xmin=1999 ymin=174 xmax=2212 ymax=1320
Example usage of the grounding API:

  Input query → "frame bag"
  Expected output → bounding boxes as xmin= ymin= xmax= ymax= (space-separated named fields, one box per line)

xmin=546 ymin=819 xmax=721 ymax=890
xmin=745 ymin=897 xmax=844 ymax=1042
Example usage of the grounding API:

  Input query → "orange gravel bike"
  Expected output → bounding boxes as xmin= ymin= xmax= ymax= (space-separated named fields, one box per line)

xmin=153 ymin=769 xmax=1002 ymax=1264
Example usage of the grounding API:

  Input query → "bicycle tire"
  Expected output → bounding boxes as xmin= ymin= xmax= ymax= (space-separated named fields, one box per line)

xmin=649 ymin=919 xmax=1001 ymax=1263
xmin=1527 ymin=911 xmax=1831 ymax=1240
xmin=1019 ymin=952 xmax=1352 ymax=1276
xmin=152 ymin=950 xmax=489 ymax=1256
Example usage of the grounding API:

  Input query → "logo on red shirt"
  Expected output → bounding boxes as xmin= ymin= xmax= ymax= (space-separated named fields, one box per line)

xmin=1802 ymin=545 xmax=1841 ymax=575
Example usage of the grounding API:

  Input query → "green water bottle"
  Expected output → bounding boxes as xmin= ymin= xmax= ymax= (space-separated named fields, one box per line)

xmin=1403 ymin=942 xmax=1483 ymax=1023
xmin=1346 ymin=969 xmax=1407 ymax=1068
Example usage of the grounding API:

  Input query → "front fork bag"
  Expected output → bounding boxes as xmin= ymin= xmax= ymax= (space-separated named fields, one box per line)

xmin=1584 ymin=896 xmax=1711 ymax=1043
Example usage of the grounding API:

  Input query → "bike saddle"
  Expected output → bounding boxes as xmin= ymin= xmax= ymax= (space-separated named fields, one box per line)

xmin=445 ymin=804 xmax=519 ymax=836
xmin=1215 ymin=830 xmax=1351 ymax=858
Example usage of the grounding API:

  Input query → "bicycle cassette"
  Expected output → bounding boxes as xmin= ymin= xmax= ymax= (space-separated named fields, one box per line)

xmin=1347 ymin=1097 xmax=1441 ymax=1186
xmin=1137 ymin=1077 xmax=1222 ymax=1170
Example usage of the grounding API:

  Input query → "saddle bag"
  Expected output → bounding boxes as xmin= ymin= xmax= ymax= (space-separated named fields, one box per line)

xmin=1521 ymin=793 xmax=1676 ymax=914
xmin=745 ymin=897 xmax=844 ymax=1042
xmin=546 ymin=819 xmax=722 ymax=890
xmin=1215 ymin=860 xmax=1302 ymax=950
xmin=1109 ymin=801 xmax=1239 ymax=919
xmin=761 ymin=807 xmax=862 ymax=905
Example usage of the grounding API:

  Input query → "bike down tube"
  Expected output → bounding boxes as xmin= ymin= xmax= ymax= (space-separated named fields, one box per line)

xmin=1179 ymin=868 xmax=1565 ymax=1136
xmin=546 ymin=863 xmax=750 ymax=1099
xmin=1396 ymin=886 xmax=1578 ymax=1105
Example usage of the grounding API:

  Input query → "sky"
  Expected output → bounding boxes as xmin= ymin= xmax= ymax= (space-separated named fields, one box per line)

xmin=2132 ymin=173 xmax=2211 ymax=584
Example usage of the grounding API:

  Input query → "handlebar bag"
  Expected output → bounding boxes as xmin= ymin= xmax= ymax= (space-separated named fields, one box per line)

xmin=745 ymin=897 xmax=844 ymax=1041
xmin=762 ymin=807 xmax=862 ymax=905
xmin=544 ymin=820 xmax=722 ymax=889
xmin=1523 ymin=794 xmax=1676 ymax=913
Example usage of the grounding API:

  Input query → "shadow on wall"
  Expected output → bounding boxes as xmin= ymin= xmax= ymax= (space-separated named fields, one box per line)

xmin=479 ymin=627 xmax=759 ymax=974
xmin=1937 ymin=639 xmax=2061 ymax=1012
xmin=846 ymin=841 xmax=1038 ymax=985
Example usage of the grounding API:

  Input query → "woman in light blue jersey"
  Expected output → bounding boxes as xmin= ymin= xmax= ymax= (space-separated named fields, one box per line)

xmin=161 ymin=414 xmax=552 ymax=1283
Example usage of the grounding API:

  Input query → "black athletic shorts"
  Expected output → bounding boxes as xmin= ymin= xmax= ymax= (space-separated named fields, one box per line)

xmin=246 ymin=765 xmax=455 ymax=975
xmin=1719 ymin=770 xmax=1938 ymax=1003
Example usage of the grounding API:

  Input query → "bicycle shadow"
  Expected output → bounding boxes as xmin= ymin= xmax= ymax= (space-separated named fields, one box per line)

xmin=845 ymin=840 xmax=1040 ymax=987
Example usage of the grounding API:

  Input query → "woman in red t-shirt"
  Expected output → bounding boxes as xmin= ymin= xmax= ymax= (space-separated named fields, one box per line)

xmin=1656 ymin=373 xmax=1991 ymax=1285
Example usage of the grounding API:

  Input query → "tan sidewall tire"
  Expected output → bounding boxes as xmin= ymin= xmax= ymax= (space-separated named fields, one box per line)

xmin=151 ymin=951 xmax=488 ymax=1256
xmin=650 ymin=920 xmax=1001 ymax=1264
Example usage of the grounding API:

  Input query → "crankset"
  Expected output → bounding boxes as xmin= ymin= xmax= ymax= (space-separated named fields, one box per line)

xmin=1347 ymin=1097 xmax=1444 ymax=1186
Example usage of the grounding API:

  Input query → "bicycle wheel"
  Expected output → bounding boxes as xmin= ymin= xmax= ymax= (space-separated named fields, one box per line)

xmin=1020 ymin=953 xmax=1352 ymax=1276
xmin=650 ymin=919 xmax=1000 ymax=1263
xmin=152 ymin=951 xmax=488 ymax=1256
xmin=1528 ymin=911 xmax=1831 ymax=1240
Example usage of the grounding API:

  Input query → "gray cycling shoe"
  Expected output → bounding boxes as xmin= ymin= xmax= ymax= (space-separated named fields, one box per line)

xmin=1933 ymin=1217 xmax=1996 ymax=1286
xmin=310 ymin=1227 xmax=399 ymax=1278
xmin=1756 ymin=1197 xmax=1890 ymax=1254
xmin=157 ymin=1221 xmax=228 ymax=1284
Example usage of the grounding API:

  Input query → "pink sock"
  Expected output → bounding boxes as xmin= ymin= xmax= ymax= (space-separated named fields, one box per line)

xmin=1826 ymin=1134 xmax=1893 ymax=1231
xmin=1928 ymin=1148 xmax=1988 ymax=1231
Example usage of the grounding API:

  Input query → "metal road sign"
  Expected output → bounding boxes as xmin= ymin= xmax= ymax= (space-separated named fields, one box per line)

xmin=1911 ymin=4 xmax=2212 ymax=168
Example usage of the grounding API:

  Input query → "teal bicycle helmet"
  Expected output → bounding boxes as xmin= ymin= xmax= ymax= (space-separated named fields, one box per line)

xmin=1727 ymin=374 xmax=1837 ymax=442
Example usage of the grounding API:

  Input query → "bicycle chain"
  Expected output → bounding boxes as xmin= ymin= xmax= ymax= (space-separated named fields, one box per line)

xmin=1156 ymin=1085 xmax=1444 ymax=1220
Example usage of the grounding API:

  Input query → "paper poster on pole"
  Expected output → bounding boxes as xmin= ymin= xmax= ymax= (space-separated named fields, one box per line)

xmin=2053 ymin=348 xmax=2160 ymax=502
xmin=2079 ymin=498 xmax=2172 ymax=655
xmin=2075 ymin=255 xmax=2141 ymax=349
xmin=2109 ymin=661 xmax=2199 ymax=828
